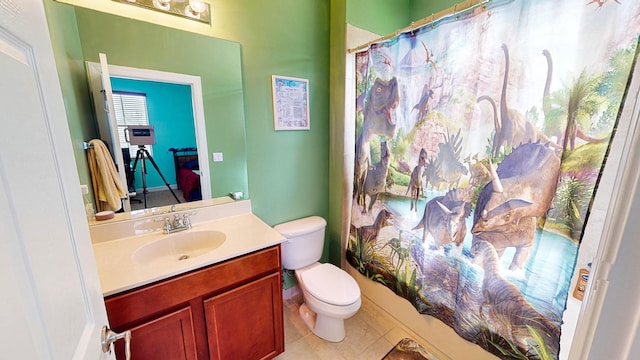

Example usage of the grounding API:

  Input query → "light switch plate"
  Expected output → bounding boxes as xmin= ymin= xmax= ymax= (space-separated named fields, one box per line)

xmin=212 ymin=152 xmax=223 ymax=162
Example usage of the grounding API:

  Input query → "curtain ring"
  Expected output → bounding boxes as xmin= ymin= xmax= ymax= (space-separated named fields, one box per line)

xmin=431 ymin=13 xmax=435 ymax=29
xmin=453 ymin=4 xmax=458 ymax=20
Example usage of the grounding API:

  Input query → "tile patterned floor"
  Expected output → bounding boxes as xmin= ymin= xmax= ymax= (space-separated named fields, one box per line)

xmin=275 ymin=292 xmax=436 ymax=360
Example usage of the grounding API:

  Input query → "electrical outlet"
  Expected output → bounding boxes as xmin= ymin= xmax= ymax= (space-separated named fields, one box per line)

xmin=80 ymin=184 xmax=89 ymax=195
xmin=212 ymin=152 xmax=223 ymax=162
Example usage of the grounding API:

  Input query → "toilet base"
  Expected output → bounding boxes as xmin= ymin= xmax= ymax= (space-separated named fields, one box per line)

xmin=298 ymin=303 xmax=317 ymax=331
xmin=299 ymin=303 xmax=346 ymax=342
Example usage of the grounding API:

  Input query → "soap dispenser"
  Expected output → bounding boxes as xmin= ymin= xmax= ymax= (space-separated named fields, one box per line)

xmin=572 ymin=262 xmax=591 ymax=301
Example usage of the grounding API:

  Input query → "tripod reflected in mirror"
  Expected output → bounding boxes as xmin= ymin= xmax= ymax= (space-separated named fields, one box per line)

xmin=126 ymin=125 xmax=180 ymax=208
xmin=131 ymin=145 xmax=180 ymax=208
xmin=121 ymin=148 xmax=141 ymax=204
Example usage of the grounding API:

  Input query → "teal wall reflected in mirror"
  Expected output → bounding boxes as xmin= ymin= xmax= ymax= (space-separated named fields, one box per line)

xmin=110 ymin=78 xmax=196 ymax=191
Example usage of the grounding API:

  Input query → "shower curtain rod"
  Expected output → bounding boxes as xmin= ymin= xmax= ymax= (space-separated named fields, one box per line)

xmin=348 ymin=0 xmax=491 ymax=54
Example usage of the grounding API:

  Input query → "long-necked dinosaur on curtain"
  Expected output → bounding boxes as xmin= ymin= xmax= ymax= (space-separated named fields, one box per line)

xmin=347 ymin=0 xmax=640 ymax=358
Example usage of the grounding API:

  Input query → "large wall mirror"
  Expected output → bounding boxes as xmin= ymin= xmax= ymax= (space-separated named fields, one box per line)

xmin=47 ymin=3 xmax=249 ymax=219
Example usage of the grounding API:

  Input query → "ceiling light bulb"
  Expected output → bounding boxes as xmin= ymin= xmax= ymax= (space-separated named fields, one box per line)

xmin=188 ymin=0 xmax=206 ymax=15
xmin=152 ymin=0 xmax=170 ymax=10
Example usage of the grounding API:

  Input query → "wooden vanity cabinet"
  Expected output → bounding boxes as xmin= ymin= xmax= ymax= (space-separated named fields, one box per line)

xmin=113 ymin=307 xmax=198 ymax=359
xmin=205 ymin=273 xmax=282 ymax=359
xmin=104 ymin=245 xmax=284 ymax=360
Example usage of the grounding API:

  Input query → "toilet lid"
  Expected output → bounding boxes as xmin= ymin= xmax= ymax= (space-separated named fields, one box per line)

xmin=300 ymin=263 xmax=360 ymax=306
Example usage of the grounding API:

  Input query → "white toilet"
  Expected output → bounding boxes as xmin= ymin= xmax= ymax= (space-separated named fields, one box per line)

xmin=275 ymin=216 xmax=361 ymax=342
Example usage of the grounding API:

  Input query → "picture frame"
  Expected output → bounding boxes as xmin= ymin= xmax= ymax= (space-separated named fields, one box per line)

xmin=271 ymin=75 xmax=310 ymax=131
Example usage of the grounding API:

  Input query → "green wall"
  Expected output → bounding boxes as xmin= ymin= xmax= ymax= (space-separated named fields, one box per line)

xmin=43 ymin=0 xmax=97 ymax=201
xmin=411 ymin=0 xmax=461 ymax=22
xmin=345 ymin=0 xmax=460 ymax=35
xmin=346 ymin=0 xmax=411 ymax=35
xmin=209 ymin=1 xmax=332 ymax=236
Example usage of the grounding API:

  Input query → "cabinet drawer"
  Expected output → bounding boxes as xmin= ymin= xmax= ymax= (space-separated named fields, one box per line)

xmin=106 ymin=245 xmax=281 ymax=328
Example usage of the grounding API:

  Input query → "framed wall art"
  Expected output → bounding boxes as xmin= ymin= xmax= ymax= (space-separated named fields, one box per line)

xmin=271 ymin=75 xmax=310 ymax=131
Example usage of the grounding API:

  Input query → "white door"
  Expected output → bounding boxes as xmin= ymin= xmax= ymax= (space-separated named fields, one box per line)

xmin=0 ymin=1 xmax=114 ymax=359
xmin=86 ymin=54 xmax=130 ymax=212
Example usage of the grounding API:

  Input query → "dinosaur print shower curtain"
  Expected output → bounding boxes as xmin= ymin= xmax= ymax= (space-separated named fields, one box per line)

xmin=347 ymin=1 xmax=640 ymax=358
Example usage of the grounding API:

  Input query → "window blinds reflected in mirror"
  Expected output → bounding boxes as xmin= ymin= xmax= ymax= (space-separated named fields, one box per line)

xmin=113 ymin=91 xmax=153 ymax=155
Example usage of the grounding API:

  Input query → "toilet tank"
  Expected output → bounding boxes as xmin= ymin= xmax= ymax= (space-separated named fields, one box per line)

xmin=274 ymin=216 xmax=326 ymax=270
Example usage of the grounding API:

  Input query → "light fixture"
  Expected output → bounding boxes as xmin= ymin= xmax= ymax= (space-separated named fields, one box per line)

xmin=113 ymin=0 xmax=211 ymax=25
xmin=152 ymin=0 xmax=171 ymax=11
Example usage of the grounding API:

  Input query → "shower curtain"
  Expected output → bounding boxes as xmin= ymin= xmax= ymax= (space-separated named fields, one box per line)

xmin=347 ymin=0 xmax=640 ymax=358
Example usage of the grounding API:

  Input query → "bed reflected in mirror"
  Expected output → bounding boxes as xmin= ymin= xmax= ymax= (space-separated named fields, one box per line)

xmin=128 ymin=147 xmax=204 ymax=211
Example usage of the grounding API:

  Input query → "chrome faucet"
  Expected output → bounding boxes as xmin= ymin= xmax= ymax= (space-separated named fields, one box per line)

xmin=161 ymin=213 xmax=193 ymax=234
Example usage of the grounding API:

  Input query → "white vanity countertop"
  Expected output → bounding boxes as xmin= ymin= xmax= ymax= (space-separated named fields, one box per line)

xmin=92 ymin=211 xmax=285 ymax=297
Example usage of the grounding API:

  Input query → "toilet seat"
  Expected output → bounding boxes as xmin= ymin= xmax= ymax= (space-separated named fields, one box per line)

xmin=300 ymin=263 xmax=360 ymax=306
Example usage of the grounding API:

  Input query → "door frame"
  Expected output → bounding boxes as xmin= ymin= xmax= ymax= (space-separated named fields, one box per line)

xmin=86 ymin=61 xmax=212 ymax=207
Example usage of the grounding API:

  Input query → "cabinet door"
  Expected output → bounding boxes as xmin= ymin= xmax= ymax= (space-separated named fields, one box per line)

xmin=114 ymin=307 xmax=198 ymax=360
xmin=204 ymin=273 xmax=284 ymax=360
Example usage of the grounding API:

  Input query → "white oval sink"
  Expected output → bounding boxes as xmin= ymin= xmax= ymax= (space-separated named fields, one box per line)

xmin=132 ymin=230 xmax=226 ymax=265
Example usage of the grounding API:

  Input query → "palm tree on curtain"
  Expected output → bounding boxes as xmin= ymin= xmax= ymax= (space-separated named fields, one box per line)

xmin=551 ymin=70 xmax=607 ymax=151
xmin=593 ymin=46 xmax=638 ymax=131
xmin=548 ymin=45 xmax=636 ymax=151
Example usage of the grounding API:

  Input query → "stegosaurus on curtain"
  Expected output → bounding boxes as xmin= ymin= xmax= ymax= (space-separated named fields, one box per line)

xmin=347 ymin=0 xmax=640 ymax=358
